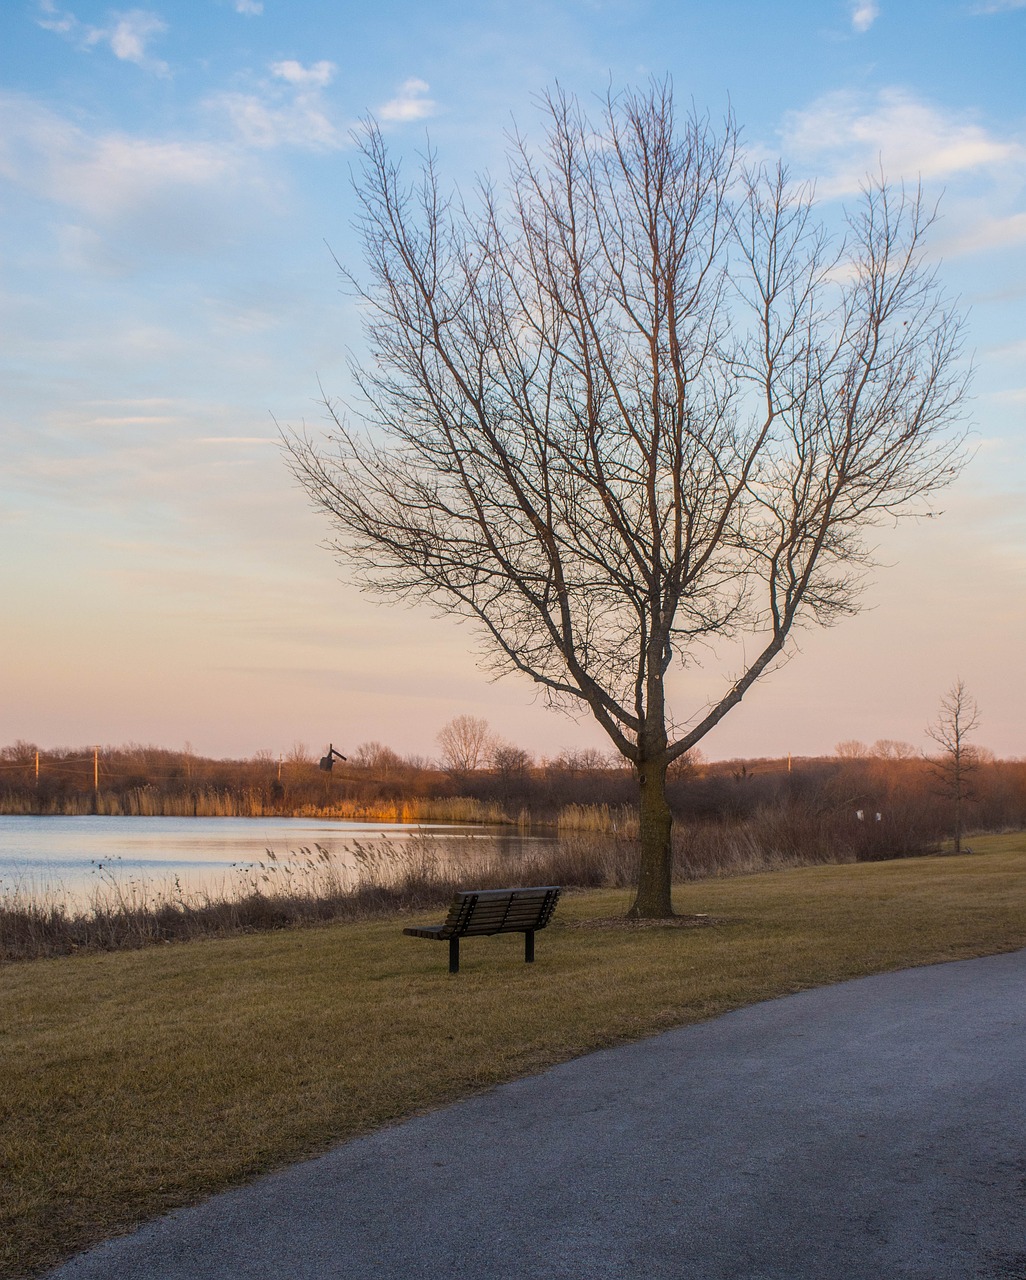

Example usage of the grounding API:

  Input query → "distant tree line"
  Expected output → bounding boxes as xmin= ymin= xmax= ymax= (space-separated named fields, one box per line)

xmin=2 ymin=718 xmax=1023 ymax=861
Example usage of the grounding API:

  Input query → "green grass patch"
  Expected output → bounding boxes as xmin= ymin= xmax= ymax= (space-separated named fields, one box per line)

xmin=4 ymin=838 xmax=1026 ymax=1277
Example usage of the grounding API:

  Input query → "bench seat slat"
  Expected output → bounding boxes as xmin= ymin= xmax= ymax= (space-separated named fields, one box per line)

xmin=447 ymin=909 xmax=547 ymax=923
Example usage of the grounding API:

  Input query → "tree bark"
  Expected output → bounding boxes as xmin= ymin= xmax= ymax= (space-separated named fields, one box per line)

xmin=629 ymin=757 xmax=674 ymax=917
xmin=953 ymin=768 xmax=963 ymax=855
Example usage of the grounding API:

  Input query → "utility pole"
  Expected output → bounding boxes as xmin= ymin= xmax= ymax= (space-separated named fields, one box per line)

xmin=278 ymin=753 xmax=283 ymax=782
xmin=94 ymin=746 xmax=99 ymax=794
xmin=35 ymin=750 xmax=39 ymax=786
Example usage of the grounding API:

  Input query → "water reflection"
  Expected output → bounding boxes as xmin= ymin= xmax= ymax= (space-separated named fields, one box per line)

xmin=0 ymin=815 xmax=558 ymax=907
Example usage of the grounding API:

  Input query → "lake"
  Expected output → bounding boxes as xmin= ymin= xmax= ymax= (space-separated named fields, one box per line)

xmin=0 ymin=815 xmax=553 ymax=907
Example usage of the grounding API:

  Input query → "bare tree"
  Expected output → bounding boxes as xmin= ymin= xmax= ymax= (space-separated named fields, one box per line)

xmin=491 ymin=741 xmax=533 ymax=774
xmin=926 ymin=679 xmax=980 ymax=854
xmin=351 ymin=741 xmax=405 ymax=776
xmin=285 ymin=83 xmax=969 ymax=917
xmin=871 ymin=739 xmax=918 ymax=761
xmin=436 ymin=715 xmax=495 ymax=775
xmin=491 ymin=741 xmax=533 ymax=806
xmin=555 ymin=747 xmax=613 ymax=774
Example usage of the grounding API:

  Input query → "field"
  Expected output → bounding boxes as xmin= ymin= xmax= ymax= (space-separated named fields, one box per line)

xmin=3 ymin=833 xmax=1025 ymax=1277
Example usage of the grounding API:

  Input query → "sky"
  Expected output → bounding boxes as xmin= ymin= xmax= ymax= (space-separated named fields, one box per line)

xmin=1 ymin=0 xmax=1024 ymax=764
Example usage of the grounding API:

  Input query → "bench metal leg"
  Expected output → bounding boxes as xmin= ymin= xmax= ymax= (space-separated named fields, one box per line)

xmin=525 ymin=930 xmax=535 ymax=963
xmin=449 ymin=937 xmax=460 ymax=974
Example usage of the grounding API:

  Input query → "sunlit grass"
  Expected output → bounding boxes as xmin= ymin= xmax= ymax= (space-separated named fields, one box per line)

xmin=3 ymin=838 xmax=1025 ymax=1278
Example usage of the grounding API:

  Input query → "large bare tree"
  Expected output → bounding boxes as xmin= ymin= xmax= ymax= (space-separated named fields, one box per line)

xmin=285 ymin=84 xmax=969 ymax=917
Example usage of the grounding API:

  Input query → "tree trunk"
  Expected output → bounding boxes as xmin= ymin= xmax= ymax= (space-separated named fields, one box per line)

xmin=628 ymin=758 xmax=674 ymax=918
xmin=953 ymin=763 xmax=963 ymax=854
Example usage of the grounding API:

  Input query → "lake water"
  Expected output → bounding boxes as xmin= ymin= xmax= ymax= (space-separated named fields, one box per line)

xmin=0 ymin=815 xmax=551 ymax=907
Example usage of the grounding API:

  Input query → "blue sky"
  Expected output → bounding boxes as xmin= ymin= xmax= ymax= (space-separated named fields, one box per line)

xmin=1 ymin=0 xmax=1024 ymax=761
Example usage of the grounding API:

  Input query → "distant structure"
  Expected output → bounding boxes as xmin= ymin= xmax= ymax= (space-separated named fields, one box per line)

xmin=318 ymin=744 xmax=348 ymax=772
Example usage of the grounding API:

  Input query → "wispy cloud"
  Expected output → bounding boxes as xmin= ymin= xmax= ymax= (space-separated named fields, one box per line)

xmin=851 ymin=1 xmax=879 ymax=32
xmin=196 ymin=436 xmax=278 ymax=444
xmin=86 ymin=414 xmax=180 ymax=426
xmin=774 ymin=87 xmax=1026 ymax=263
xmin=377 ymin=78 xmax=437 ymax=123
xmin=780 ymin=88 xmax=1023 ymax=196
xmin=234 ymin=0 xmax=262 ymax=13
xmin=0 ymin=95 xmax=231 ymax=217
xmin=0 ymin=92 xmax=271 ymax=266
xmin=90 ymin=10 xmax=169 ymax=73
xmin=36 ymin=0 xmax=75 ymax=33
xmin=270 ymin=59 xmax=336 ymax=88
xmin=986 ymin=388 xmax=1026 ymax=404
xmin=213 ymin=60 xmax=346 ymax=149
xmin=969 ymin=0 xmax=1026 ymax=11
xmin=937 ymin=211 xmax=1026 ymax=257
xmin=981 ymin=337 xmax=1026 ymax=362
xmin=37 ymin=3 xmax=170 ymax=75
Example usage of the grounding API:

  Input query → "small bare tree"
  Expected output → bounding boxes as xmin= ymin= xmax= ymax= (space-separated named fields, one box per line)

xmin=871 ymin=739 xmax=918 ymax=761
xmin=436 ymin=715 xmax=494 ymax=775
xmin=926 ymin=679 xmax=981 ymax=854
xmin=285 ymin=83 xmax=969 ymax=917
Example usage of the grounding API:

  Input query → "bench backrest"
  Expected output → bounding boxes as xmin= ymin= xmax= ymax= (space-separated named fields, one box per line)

xmin=438 ymin=887 xmax=560 ymax=938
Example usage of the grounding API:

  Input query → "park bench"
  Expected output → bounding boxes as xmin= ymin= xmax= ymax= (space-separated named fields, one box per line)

xmin=403 ymin=886 xmax=561 ymax=973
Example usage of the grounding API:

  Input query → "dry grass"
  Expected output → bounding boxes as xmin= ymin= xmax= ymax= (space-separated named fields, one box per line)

xmin=3 ymin=834 xmax=1025 ymax=1278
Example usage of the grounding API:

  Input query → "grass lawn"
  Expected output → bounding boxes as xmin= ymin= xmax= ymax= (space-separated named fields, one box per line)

xmin=3 ymin=835 xmax=1025 ymax=1278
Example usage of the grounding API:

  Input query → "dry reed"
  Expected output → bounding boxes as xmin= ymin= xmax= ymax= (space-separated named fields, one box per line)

xmin=1 ymin=789 xmax=514 ymax=823
xmin=1 ymin=803 xmax=940 ymax=963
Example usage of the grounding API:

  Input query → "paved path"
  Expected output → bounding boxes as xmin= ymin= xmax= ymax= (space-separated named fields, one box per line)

xmin=48 ymin=950 xmax=1026 ymax=1279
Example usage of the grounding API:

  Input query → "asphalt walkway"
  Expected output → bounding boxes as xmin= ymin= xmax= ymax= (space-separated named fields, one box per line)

xmin=47 ymin=949 xmax=1026 ymax=1279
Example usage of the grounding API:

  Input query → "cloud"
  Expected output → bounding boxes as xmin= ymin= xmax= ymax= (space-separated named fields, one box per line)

xmin=86 ymin=414 xmax=180 ymax=426
xmin=0 ymin=96 xmax=230 ymax=218
xmin=851 ymin=1 xmax=879 ymax=31
xmin=271 ymin=59 xmax=336 ymax=87
xmin=196 ymin=436 xmax=278 ymax=444
xmin=982 ymin=337 xmax=1026 ymax=362
xmin=377 ymin=78 xmax=437 ymax=123
xmin=234 ymin=0 xmax=262 ymax=12
xmin=937 ymin=211 xmax=1026 ymax=257
xmin=55 ymin=223 xmax=133 ymax=276
xmin=89 ymin=10 xmax=169 ymax=72
xmin=37 ymin=4 xmax=170 ymax=75
xmin=216 ymin=92 xmax=345 ymax=150
xmin=36 ymin=0 xmax=75 ymax=33
xmin=970 ymin=0 xmax=1026 ymax=11
xmin=212 ymin=60 xmax=346 ymax=149
xmin=774 ymin=87 xmax=1026 ymax=263
xmin=779 ymin=88 xmax=1023 ymax=196
xmin=0 ymin=92 xmax=271 ymax=263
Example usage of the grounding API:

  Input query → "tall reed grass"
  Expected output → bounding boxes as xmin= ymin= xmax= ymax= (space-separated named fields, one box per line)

xmin=557 ymin=803 xmax=639 ymax=835
xmin=0 ymin=789 xmax=515 ymax=822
